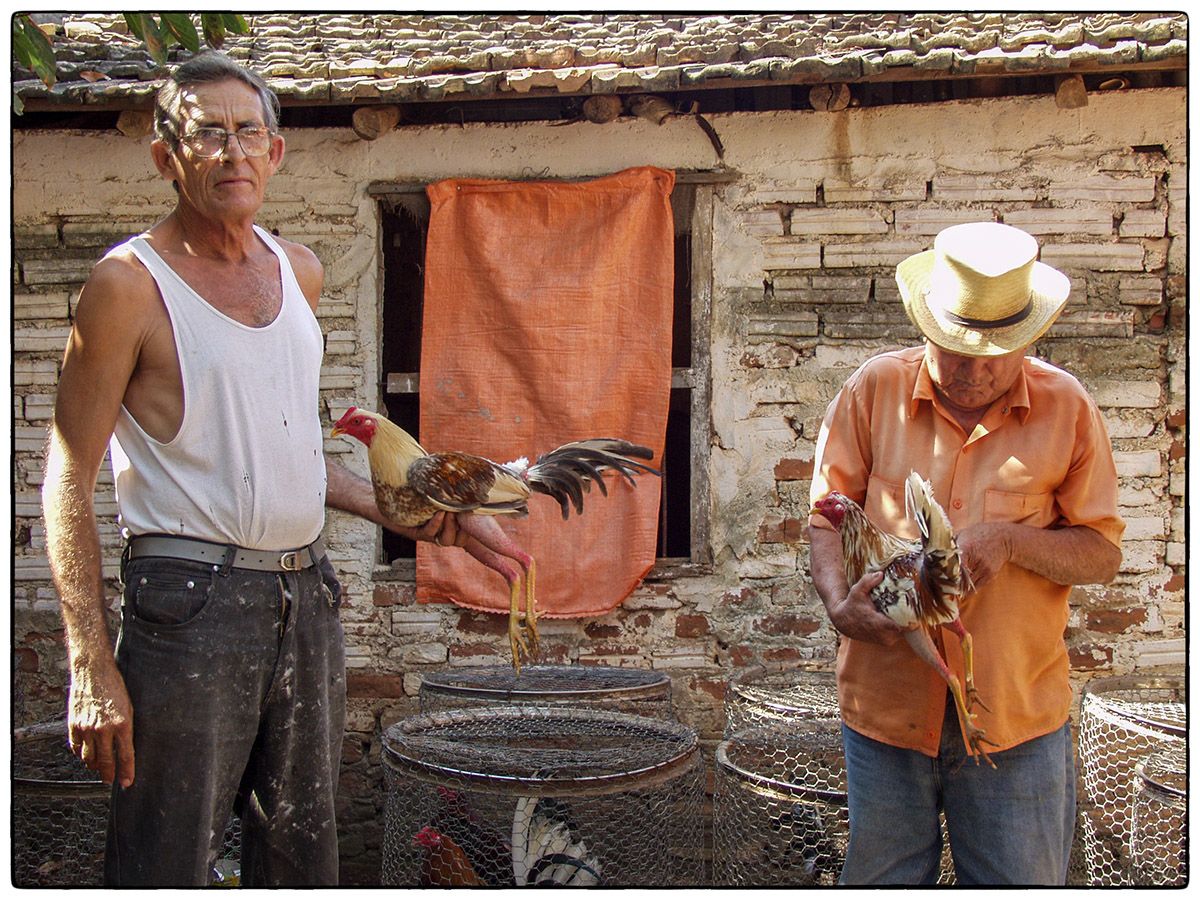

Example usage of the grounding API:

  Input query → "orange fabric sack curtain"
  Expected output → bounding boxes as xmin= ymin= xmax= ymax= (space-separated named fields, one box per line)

xmin=416 ymin=166 xmax=676 ymax=618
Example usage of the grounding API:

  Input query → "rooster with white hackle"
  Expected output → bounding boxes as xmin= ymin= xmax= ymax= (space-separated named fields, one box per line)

xmin=810 ymin=471 xmax=996 ymax=767
xmin=331 ymin=407 xmax=659 ymax=671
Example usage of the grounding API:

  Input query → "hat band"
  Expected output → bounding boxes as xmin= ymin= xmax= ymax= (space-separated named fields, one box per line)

xmin=940 ymin=298 xmax=1034 ymax=330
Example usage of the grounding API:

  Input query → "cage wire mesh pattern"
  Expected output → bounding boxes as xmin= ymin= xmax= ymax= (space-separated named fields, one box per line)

xmin=718 ymin=663 xmax=955 ymax=885
xmin=1131 ymin=746 xmax=1187 ymax=886
xmin=715 ymin=723 xmax=848 ymax=885
xmin=723 ymin=663 xmax=840 ymax=736
xmin=1079 ymin=673 xmax=1186 ymax=885
xmin=419 ymin=664 xmax=674 ymax=719
xmin=13 ymin=720 xmax=110 ymax=887
xmin=13 ymin=719 xmax=243 ymax=886
xmin=381 ymin=706 xmax=703 ymax=886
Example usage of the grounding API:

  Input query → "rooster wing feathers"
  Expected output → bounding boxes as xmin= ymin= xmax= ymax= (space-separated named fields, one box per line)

xmin=408 ymin=452 xmax=528 ymax=514
xmin=818 ymin=472 xmax=969 ymax=629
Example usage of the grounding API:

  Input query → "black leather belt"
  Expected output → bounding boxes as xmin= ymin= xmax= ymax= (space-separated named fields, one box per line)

xmin=124 ymin=534 xmax=326 ymax=573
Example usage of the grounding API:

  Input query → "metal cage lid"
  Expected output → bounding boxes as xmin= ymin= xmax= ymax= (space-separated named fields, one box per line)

xmin=418 ymin=664 xmax=671 ymax=702
xmin=383 ymin=706 xmax=698 ymax=797
xmin=1080 ymin=673 xmax=1186 ymax=737
xmin=726 ymin=663 xmax=839 ymax=718
xmin=13 ymin=719 xmax=110 ymax=798
xmin=1136 ymin=746 xmax=1187 ymax=799
xmin=715 ymin=724 xmax=847 ymax=804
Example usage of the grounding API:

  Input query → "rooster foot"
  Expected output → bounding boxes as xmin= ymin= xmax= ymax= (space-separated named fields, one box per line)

xmin=509 ymin=581 xmax=532 ymax=674
xmin=508 ymin=565 xmax=541 ymax=674
xmin=964 ymin=721 xmax=999 ymax=770
xmin=509 ymin=621 xmax=531 ymax=674
xmin=966 ymin=686 xmax=991 ymax=714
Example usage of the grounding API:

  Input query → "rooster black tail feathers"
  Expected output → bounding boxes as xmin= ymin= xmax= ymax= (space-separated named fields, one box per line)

xmin=527 ymin=439 xmax=661 ymax=519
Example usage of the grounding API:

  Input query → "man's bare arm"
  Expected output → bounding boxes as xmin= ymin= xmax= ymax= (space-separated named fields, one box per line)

xmin=956 ymin=522 xmax=1122 ymax=589
xmin=43 ymin=257 xmax=150 ymax=788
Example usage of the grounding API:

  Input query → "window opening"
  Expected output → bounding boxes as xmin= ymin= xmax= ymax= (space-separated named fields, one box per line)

xmin=376 ymin=178 xmax=713 ymax=572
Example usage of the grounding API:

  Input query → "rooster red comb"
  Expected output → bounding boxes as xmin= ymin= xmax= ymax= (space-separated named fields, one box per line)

xmin=413 ymin=826 xmax=443 ymax=849
xmin=810 ymin=493 xmax=849 ymax=529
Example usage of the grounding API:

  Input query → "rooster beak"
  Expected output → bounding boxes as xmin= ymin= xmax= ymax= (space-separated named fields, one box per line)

xmin=331 ymin=425 xmax=346 ymax=438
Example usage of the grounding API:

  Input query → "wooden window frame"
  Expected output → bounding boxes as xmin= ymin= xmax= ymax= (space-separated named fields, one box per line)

xmin=366 ymin=171 xmax=729 ymax=579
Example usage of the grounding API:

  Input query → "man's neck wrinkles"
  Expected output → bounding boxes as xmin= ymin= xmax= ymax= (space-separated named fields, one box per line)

xmin=172 ymin=209 xmax=260 ymax=262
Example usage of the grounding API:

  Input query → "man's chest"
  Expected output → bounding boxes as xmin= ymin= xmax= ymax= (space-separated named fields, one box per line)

xmin=868 ymin=411 xmax=1070 ymax=531
xmin=166 ymin=254 xmax=283 ymax=327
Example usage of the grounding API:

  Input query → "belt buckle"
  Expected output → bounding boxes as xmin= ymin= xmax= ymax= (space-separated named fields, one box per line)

xmin=279 ymin=550 xmax=303 ymax=571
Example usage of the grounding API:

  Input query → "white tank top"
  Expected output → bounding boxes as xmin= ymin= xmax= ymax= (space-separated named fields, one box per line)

xmin=108 ymin=225 xmax=327 ymax=550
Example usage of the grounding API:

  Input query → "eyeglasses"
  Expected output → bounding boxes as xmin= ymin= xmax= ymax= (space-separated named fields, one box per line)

xmin=180 ymin=126 xmax=274 ymax=159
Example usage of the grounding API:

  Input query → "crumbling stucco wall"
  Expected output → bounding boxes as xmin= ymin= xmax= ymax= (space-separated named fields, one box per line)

xmin=12 ymin=88 xmax=1185 ymax=881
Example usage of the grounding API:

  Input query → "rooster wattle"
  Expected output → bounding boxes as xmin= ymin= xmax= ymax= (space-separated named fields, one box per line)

xmin=331 ymin=407 xmax=659 ymax=671
xmin=810 ymin=471 xmax=996 ymax=767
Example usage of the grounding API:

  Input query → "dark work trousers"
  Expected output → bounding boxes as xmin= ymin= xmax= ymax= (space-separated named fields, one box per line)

xmin=105 ymin=555 xmax=345 ymax=886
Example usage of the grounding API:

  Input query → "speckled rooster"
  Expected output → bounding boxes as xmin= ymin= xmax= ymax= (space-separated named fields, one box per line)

xmin=331 ymin=407 xmax=659 ymax=671
xmin=810 ymin=471 xmax=996 ymax=766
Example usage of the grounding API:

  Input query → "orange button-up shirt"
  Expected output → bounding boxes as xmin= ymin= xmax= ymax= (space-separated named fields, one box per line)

xmin=810 ymin=346 xmax=1124 ymax=756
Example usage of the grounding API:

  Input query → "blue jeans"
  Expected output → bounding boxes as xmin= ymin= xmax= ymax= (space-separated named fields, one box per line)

xmin=840 ymin=693 xmax=1076 ymax=885
xmin=105 ymin=555 xmax=345 ymax=886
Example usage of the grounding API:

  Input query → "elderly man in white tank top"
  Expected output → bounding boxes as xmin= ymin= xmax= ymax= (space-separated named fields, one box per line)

xmin=42 ymin=52 xmax=467 ymax=887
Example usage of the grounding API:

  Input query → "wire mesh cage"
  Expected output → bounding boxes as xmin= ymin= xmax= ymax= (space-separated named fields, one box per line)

xmin=718 ymin=666 xmax=955 ymax=885
xmin=1078 ymin=673 xmax=1186 ymax=885
xmin=13 ymin=719 xmax=243 ymax=887
xmin=381 ymin=706 xmax=704 ymax=887
xmin=714 ymin=723 xmax=848 ymax=885
xmin=1130 ymin=746 xmax=1187 ymax=886
xmin=723 ymin=663 xmax=839 ymax=736
xmin=13 ymin=720 xmax=111 ymax=887
xmin=418 ymin=664 xmax=675 ymax=719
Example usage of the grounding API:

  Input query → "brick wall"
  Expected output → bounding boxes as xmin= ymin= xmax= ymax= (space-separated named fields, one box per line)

xmin=11 ymin=88 xmax=1185 ymax=882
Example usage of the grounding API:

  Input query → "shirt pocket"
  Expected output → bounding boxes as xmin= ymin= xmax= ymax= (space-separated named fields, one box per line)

xmin=983 ymin=488 xmax=1055 ymax=528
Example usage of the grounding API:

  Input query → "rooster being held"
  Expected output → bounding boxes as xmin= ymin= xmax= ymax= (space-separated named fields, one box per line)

xmin=810 ymin=471 xmax=996 ymax=767
xmin=331 ymin=407 xmax=659 ymax=671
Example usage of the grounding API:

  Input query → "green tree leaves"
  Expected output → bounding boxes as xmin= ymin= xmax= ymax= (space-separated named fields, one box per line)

xmin=13 ymin=13 xmax=250 ymax=114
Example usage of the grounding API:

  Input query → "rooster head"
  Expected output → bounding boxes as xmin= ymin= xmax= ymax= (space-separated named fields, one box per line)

xmin=331 ymin=407 xmax=379 ymax=446
xmin=413 ymin=826 xmax=445 ymax=850
xmin=810 ymin=493 xmax=851 ymax=530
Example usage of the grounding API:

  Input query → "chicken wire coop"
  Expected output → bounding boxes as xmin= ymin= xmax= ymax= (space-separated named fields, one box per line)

xmin=13 ymin=719 xmax=243 ymax=887
xmin=381 ymin=706 xmax=704 ymax=886
xmin=419 ymin=664 xmax=674 ymax=719
xmin=717 ymin=663 xmax=955 ymax=885
xmin=723 ymin=663 xmax=839 ymax=735
xmin=715 ymin=722 xmax=847 ymax=885
xmin=1078 ymin=673 xmax=1186 ymax=886
xmin=1131 ymin=746 xmax=1187 ymax=887
xmin=12 ymin=720 xmax=110 ymax=887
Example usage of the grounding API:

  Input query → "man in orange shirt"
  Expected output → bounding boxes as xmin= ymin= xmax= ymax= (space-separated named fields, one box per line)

xmin=809 ymin=222 xmax=1123 ymax=884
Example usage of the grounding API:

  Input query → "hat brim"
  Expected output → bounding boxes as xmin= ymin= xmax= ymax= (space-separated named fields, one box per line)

xmin=897 ymin=250 xmax=1071 ymax=357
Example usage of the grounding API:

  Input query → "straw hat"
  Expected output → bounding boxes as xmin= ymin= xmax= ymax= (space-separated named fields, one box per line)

xmin=897 ymin=222 xmax=1070 ymax=357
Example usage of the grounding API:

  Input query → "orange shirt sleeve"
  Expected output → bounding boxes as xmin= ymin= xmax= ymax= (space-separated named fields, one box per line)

xmin=1053 ymin=386 xmax=1125 ymax=548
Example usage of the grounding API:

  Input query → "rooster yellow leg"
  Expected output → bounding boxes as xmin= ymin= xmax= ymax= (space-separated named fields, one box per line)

xmin=509 ymin=576 xmax=530 ymax=674
xmin=944 ymin=619 xmax=989 ymax=713
xmin=523 ymin=559 xmax=539 ymax=655
xmin=902 ymin=627 xmax=997 ymax=769
xmin=457 ymin=516 xmax=537 ymax=672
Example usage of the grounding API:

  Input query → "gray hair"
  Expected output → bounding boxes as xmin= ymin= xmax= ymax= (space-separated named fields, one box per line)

xmin=153 ymin=50 xmax=280 ymax=147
